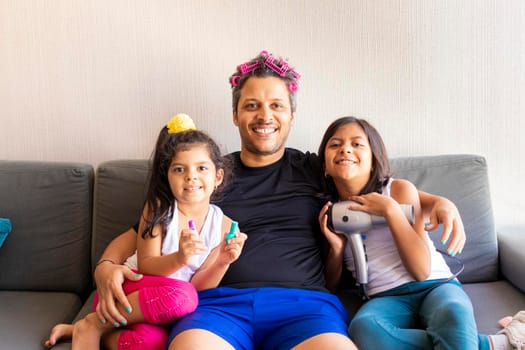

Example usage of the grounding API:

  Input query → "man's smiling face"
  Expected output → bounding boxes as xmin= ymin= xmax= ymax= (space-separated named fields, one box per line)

xmin=233 ymin=76 xmax=295 ymax=166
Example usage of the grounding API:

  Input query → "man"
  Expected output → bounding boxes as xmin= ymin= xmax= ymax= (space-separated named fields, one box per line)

xmin=95 ymin=51 xmax=465 ymax=350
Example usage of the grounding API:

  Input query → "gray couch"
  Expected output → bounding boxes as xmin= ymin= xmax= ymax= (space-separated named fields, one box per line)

xmin=1 ymin=154 xmax=524 ymax=349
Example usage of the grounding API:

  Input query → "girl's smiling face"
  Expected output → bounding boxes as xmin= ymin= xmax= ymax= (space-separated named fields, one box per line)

xmin=324 ymin=122 xmax=373 ymax=194
xmin=167 ymin=144 xmax=224 ymax=206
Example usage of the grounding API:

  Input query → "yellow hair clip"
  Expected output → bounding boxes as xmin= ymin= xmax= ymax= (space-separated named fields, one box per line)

xmin=166 ymin=113 xmax=197 ymax=134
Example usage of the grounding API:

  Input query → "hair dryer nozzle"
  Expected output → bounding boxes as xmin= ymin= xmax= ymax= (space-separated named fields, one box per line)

xmin=326 ymin=201 xmax=414 ymax=234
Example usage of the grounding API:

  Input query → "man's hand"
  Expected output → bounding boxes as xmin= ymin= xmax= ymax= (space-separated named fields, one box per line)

xmin=93 ymin=261 xmax=143 ymax=326
xmin=425 ymin=197 xmax=466 ymax=256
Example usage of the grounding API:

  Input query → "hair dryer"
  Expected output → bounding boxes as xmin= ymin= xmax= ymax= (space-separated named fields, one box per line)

xmin=326 ymin=201 xmax=414 ymax=297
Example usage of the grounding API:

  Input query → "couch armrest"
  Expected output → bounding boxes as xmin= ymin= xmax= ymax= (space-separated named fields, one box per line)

xmin=498 ymin=226 xmax=525 ymax=293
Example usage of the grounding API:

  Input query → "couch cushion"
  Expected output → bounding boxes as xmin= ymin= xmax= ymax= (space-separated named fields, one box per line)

xmin=463 ymin=281 xmax=525 ymax=334
xmin=0 ymin=291 xmax=81 ymax=350
xmin=390 ymin=154 xmax=497 ymax=283
xmin=92 ymin=160 xmax=150 ymax=266
xmin=0 ymin=161 xmax=93 ymax=294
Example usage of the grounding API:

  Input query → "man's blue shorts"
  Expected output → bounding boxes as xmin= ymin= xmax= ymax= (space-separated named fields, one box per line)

xmin=166 ymin=287 xmax=350 ymax=350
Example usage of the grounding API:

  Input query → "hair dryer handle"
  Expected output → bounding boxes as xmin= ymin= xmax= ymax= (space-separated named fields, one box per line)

xmin=348 ymin=232 xmax=368 ymax=286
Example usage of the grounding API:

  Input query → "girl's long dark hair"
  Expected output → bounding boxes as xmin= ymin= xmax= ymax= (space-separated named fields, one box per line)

xmin=141 ymin=128 xmax=231 ymax=239
xmin=317 ymin=116 xmax=391 ymax=199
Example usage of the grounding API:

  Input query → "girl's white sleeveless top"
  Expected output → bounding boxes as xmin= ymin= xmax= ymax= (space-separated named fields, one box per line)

xmin=125 ymin=203 xmax=223 ymax=281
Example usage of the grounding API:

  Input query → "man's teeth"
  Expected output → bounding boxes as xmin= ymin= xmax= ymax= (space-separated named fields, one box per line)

xmin=254 ymin=128 xmax=275 ymax=134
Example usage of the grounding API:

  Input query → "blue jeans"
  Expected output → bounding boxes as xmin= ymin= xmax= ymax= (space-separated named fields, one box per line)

xmin=348 ymin=279 xmax=490 ymax=350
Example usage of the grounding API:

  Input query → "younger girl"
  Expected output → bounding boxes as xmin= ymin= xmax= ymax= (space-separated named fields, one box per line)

xmin=318 ymin=116 xmax=523 ymax=350
xmin=45 ymin=114 xmax=246 ymax=350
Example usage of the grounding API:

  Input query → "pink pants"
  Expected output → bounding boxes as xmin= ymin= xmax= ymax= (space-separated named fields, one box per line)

xmin=94 ymin=274 xmax=198 ymax=350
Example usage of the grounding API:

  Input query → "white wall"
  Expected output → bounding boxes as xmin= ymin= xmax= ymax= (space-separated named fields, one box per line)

xmin=1 ymin=0 xmax=524 ymax=227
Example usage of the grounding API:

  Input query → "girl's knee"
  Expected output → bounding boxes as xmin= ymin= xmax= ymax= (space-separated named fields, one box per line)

xmin=348 ymin=313 xmax=378 ymax=340
xmin=430 ymin=299 xmax=474 ymax=326
xmin=139 ymin=284 xmax=198 ymax=324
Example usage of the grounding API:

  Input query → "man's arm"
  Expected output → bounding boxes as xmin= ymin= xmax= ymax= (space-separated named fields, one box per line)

xmin=93 ymin=227 xmax=141 ymax=325
xmin=418 ymin=191 xmax=466 ymax=256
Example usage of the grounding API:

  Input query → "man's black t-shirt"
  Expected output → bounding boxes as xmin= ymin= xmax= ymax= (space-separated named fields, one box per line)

xmin=214 ymin=148 xmax=328 ymax=291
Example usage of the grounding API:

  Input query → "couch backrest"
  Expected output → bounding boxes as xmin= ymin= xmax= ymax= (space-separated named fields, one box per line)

xmin=91 ymin=160 xmax=150 ymax=267
xmin=0 ymin=161 xmax=93 ymax=294
xmin=391 ymin=154 xmax=498 ymax=283
xmin=92 ymin=154 xmax=498 ymax=284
